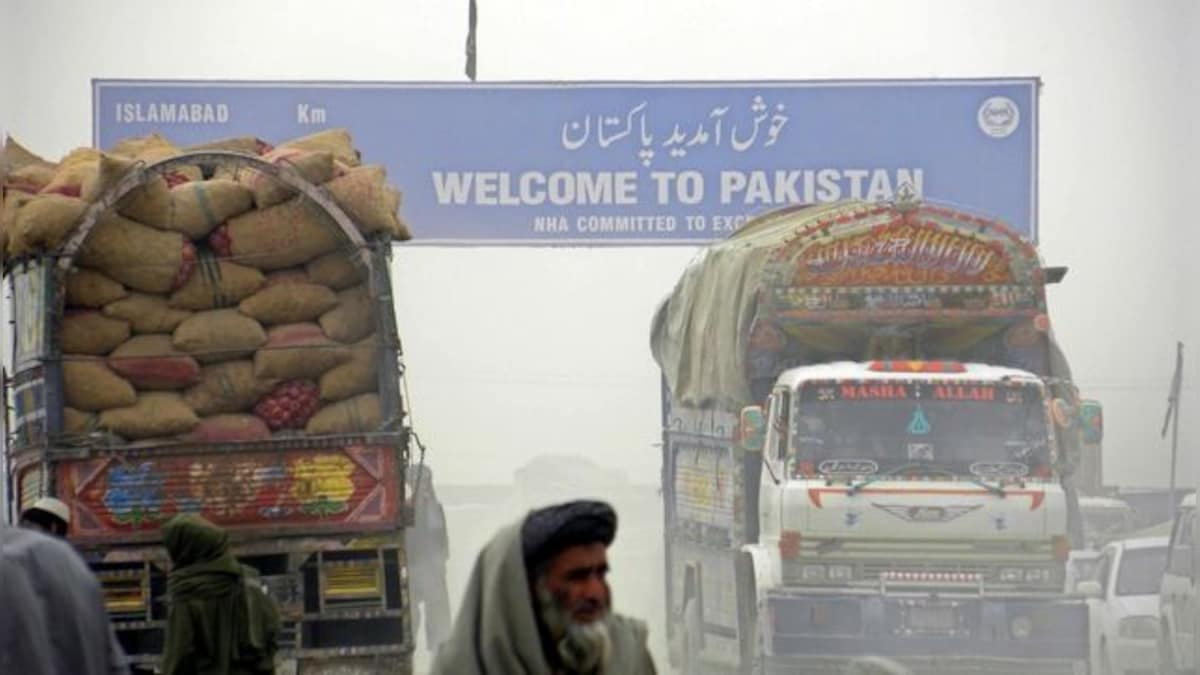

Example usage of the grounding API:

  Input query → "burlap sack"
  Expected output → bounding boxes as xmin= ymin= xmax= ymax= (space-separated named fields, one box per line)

xmin=78 ymin=213 xmax=195 ymax=293
xmin=184 ymin=136 xmax=269 ymax=156
xmin=388 ymin=201 xmax=413 ymax=241
xmin=4 ymin=163 xmax=57 ymax=195
xmin=253 ymin=323 xmax=351 ymax=380
xmin=104 ymin=293 xmax=193 ymax=334
xmin=98 ymin=392 xmax=200 ymax=439
xmin=3 ymin=137 xmax=56 ymax=194
xmin=184 ymin=414 xmax=272 ymax=443
xmin=306 ymin=393 xmax=382 ymax=435
xmin=63 ymin=358 xmax=137 ymax=411
xmin=305 ymin=251 xmax=366 ymax=290
xmin=110 ymin=134 xmax=203 ymax=185
xmin=326 ymin=166 xmax=402 ymax=237
xmin=221 ymin=196 xmax=342 ymax=270
xmin=264 ymin=268 xmax=311 ymax=286
xmin=172 ymin=309 xmax=267 ymax=363
xmin=40 ymin=147 xmax=103 ymax=199
xmin=109 ymin=132 xmax=174 ymax=158
xmin=242 ymin=149 xmax=335 ymax=209
xmin=104 ymin=152 xmax=172 ymax=224
xmin=319 ymin=284 xmax=375 ymax=343
xmin=4 ymin=136 xmax=51 ymax=173
xmin=239 ymin=282 xmax=337 ymax=325
xmin=183 ymin=360 xmax=278 ymax=416
xmin=64 ymin=407 xmax=97 ymax=434
xmin=124 ymin=179 xmax=253 ymax=240
xmin=278 ymin=128 xmax=360 ymax=167
xmin=169 ymin=259 xmax=265 ymax=310
xmin=61 ymin=311 xmax=131 ymax=355
xmin=65 ymin=268 xmax=127 ymax=309
xmin=6 ymin=193 xmax=88 ymax=256
xmin=320 ymin=334 xmax=378 ymax=401
xmin=107 ymin=335 xmax=202 ymax=390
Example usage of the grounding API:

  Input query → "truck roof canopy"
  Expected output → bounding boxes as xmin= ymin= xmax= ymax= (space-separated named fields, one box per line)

xmin=652 ymin=200 xmax=1072 ymax=409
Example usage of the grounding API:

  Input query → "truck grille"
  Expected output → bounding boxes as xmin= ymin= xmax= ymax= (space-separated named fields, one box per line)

xmin=782 ymin=560 xmax=1062 ymax=591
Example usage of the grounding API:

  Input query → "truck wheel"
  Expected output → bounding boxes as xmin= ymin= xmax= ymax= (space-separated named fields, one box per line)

xmin=681 ymin=598 xmax=703 ymax=675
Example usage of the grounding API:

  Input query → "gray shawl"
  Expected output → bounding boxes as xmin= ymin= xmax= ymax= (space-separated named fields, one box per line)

xmin=431 ymin=523 xmax=655 ymax=675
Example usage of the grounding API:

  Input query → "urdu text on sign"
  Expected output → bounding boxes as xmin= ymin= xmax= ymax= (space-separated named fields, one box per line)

xmin=94 ymin=79 xmax=1038 ymax=245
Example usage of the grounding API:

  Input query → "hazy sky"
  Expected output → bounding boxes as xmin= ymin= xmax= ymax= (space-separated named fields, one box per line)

xmin=2 ymin=0 xmax=1198 ymax=492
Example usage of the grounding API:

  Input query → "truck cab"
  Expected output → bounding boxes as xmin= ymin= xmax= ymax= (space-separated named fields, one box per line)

xmin=740 ymin=360 xmax=1086 ymax=672
xmin=652 ymin=199 xmax=1091 ymax=674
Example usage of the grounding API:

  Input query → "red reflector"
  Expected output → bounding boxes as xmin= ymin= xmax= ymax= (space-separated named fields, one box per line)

xmin=1030 ymin=463 xmax=1052 ymax=479
xmin=779 ymin=530 xmax=801 ymax=560
xmin=867 ymin=360 xmax=966 ymax=373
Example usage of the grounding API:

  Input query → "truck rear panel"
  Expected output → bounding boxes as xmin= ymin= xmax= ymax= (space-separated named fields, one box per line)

xmin=4 ymin=149 xmax=416 ymax=673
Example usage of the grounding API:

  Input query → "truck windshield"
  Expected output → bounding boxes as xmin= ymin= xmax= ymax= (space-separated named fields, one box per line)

xmin=792 ymin=379 xmax=1049 ymax=471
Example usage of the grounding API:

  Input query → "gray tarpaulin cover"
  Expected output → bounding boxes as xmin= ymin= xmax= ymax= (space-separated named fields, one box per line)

xmin=650 ymin=200 xmax=1074 ymax=412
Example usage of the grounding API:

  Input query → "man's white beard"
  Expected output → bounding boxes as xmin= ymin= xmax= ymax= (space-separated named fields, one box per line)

xmin=535 ymin=580 xmax=613 ymax=674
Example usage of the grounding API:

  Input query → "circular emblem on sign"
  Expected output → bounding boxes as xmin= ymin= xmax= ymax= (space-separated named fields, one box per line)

xmin=977 ymin=96 xmax=1021 ymax=139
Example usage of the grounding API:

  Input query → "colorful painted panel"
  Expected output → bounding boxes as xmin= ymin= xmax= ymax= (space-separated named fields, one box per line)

xmin=58 ymin=445 xmax=399 ymax=542
xmin=793 ymin=219 xmax=1016 ymax=288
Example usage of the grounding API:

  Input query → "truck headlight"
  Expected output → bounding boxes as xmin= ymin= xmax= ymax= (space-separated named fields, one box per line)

xmin=827 ymin=564 xmax=854 ymax=581
xmin=1118 ymin=615 xmax=1159 ymax=640
xmin=801 ymin=564 xmax=826 ymax=581
xmin=998 ymin=567 xmax=1024 ymax=583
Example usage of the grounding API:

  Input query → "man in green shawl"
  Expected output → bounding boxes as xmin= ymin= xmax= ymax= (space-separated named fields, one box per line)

xmin=432 ymin=500 xmax=656 ymax=675
xmin=159 ymin=515 xmax=281 ymax=675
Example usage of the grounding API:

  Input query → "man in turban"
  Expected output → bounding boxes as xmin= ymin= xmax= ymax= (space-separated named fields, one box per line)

xmin=432 ymin=499 xmax=656 ymax=674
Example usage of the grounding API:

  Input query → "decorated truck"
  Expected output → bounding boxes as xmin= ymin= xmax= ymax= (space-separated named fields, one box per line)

xmin=1 ymin=133 xmax=417 ymax=674
xmin=651 ymin=200 xmax=1092 ymax=674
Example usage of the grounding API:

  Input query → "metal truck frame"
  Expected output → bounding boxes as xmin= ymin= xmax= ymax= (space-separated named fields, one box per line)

xmin=3 ymin=152 xmax=416 ymax=674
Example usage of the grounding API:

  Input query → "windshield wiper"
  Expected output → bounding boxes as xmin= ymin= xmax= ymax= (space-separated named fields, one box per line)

xmin=966 ymin=475 xmax=1007 ymax=498
xmin=847 ymin=461 xmax=935 ymax=495
xmin=847 ymin=461 xmax=1006 ymax=497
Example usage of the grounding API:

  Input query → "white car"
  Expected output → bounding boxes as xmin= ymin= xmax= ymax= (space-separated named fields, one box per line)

xmin=1078 ymin=536 xmax=1168 ymax=675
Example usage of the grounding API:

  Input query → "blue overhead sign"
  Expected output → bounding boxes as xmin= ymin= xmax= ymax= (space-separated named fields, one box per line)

xmin=93 ymin=79 xmax=1038 ymax=245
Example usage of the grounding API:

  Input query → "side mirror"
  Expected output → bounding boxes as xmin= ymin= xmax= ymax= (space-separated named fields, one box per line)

xmin=1076 ymin=580 xmax=1103 ymax=599
xmin=1080 ymin=400 xmax=1104 ymax=443
xmin=738 ymin=405 xmax=766 ymax=454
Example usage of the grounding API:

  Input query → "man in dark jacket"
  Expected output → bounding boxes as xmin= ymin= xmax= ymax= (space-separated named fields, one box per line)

xmin=159 ymin=514 xmax=281 ymax=675
xmin=432 ymin=499 xmax=656 ymax=675
xmin=0 ymin=524 xmax=131 ymax=674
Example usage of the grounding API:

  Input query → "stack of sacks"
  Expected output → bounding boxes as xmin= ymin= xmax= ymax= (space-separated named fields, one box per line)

xmin=0 ymin=129 xmax=410 ymax=443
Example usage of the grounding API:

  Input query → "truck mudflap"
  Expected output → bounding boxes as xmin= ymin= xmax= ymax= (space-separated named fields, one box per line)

xmin=763 ymin=592 xmax=1089 ymax=675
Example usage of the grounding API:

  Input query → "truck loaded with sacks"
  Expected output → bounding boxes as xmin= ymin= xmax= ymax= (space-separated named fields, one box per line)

xmin=651 ymin=200 xmax=1093 ymax=674
xmin=0 ymin=131 xmax=418 ymax=673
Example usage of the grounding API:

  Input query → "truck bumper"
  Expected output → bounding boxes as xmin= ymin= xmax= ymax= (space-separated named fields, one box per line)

xmin=763 ymin=592 xmax=1089 ymax=674
xmin=762 ymin=654 xmax=1086 ymax=675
